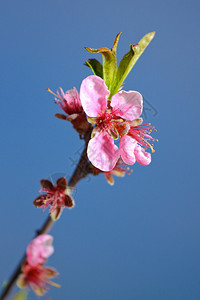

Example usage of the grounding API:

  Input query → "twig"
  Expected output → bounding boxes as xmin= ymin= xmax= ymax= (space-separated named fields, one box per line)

xmin=0 ymin=127 xmax=92 ymax=300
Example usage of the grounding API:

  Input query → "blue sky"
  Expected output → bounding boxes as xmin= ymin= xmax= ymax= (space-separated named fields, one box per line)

xmin=0 ymin=0 xmax=200 ymax=299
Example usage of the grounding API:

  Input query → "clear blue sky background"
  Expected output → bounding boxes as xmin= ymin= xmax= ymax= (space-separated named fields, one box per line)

xmin=0 ymin=0 xmax=199 ymax=299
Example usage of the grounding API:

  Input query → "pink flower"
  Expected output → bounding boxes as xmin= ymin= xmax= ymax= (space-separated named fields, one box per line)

xmin=26 ymin=235 xmax=54 ymax=267
xmin=33 ymin=177 xmax=74 ymax=220
xmin=80 ymin=75 xmax=156 ymax=171
xmin=48 ymin=87 xmax=83 ymax=115
xmin=47 ymin=87 xmax=91 ymax=135
xmin=17 ymin=263 xmax=59 ymax=296
xmin=17 ymin=235 xmax=60 ymax=296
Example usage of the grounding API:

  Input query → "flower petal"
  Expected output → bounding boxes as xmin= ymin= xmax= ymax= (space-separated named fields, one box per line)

xmin=68 ymin=87 xmax=82 ymax=113
xmin=111 ymin=90 xmax=143 ymax=121
xmin=87 ymin=132 xmax=120 ymax=172
xmin=40 ymin=180 xmax=54 ymax=191
xmin=64 ymin=195 xmax=74 ymax=208
xmin=80 ymin=75 xmax=109 ymax=117
xmin=56 ymin=87 xmax=82 ymax=115
xmin=56 ymin=177 xmax=67 ymax=190
xmin=26 ymin=235 xmax=54 ymax=266
xmin=33 ymin=195 xmax=47 ymax=207
xmin=134 ymin=144 xmax=151 ymax=165
xmin=120 ymin=135 xmax=137 ymax=165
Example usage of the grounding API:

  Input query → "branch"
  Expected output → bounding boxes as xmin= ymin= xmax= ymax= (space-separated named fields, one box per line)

xmin=0 ymin=126 xmax=92 ymax=300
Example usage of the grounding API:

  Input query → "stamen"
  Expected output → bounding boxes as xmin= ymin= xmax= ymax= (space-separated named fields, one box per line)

xmin=129 ymin=123 xmax=157 ymax=153
xmin=45 ymin=279 xmax=61 ymax=288
xmin=42 ymin=199 xmax=50 ymax=204
xmin=136 ymin=134 xmax=155 ymax=152
xmin=46 ymin=88 xmax=61 ymax=100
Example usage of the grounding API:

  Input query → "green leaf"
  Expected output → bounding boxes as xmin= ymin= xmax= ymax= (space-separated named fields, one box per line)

xmin=85 ymin=46 xmax=114 ymax=91
xmin=85 ymin=33 xmax=121 ymax=95
xmin=85 ymin=59 xmax=103 ymax=78
xmin=112 ymin=32 xmax=155 ymax=95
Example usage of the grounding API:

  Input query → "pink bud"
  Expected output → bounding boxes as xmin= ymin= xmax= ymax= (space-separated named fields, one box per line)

xmin=26 ymin=234 xmax=54 ymax=266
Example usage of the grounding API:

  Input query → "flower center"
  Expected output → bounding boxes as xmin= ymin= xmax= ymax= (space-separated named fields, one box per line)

xmin=96 ymin=110 xmax=114 ymax=129
xmin=95 ymin=110 xmax=129 ymax=138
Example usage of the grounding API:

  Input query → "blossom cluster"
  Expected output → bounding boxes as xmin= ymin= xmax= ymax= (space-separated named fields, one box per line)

xmin=17 ymin=235 xmax=60 ymax=296
xmin=45 ymin=32 xmax=156 ymax=181
xmin=80 ymin=75 xmax=156 ymax=171
xmin=15 ymin=32 xmax=156 ymax=298
xmin=51 ymin=74 xmax=156 ymax=173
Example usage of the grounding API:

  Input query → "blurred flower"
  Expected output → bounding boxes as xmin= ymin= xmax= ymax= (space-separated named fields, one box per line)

xmin=33 ymin=177 xmax=74 ymax=220
xmin=17 ymin=264 xmax=59 ymax=296
xmin=26 ymin=235 xmax=54 ymax=267
xmin=17 ymin=235 xmax=60 ymax=296
xmin=80 ymin=75 xmax=156 ymax=171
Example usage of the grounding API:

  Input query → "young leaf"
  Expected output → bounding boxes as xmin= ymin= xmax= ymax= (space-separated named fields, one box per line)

xmin=85 ymin=46 xmax=115 ymax=91
xmin=85 ymin=59 xmax=103 ymax=78
xmin=112 ymin=32 xmax=155 ymax=95
xmin=85 ymin=33 xmax=121 ymax=94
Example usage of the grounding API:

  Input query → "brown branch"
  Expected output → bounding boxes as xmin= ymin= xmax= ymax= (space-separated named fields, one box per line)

xmin=0 ymin=126 xmax=92 ymax=300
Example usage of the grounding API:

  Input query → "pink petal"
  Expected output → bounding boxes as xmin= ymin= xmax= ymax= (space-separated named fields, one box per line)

xmin=119 ymin=135 xmax=137 ymax=165
xmin=56 ymin=87 xmax=82 ymax=115
xmin=26 ymin=234 xmax=54 ymax=266
xmin=87 ymin=132 xmax=120 ymax=171
xmin=71 ymin=87 xmax=82 ymax=112
xmin=65 ymin=87 xmax=82 ymax=114
xmin=134 ymin=144 xmax=151 ymax=166
xmin=111 ymin=90 xmax=143 ymax=121
xmin=80 ymin=75 xmax=110 ymax=117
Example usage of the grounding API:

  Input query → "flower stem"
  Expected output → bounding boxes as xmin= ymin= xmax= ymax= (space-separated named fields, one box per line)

xmin=0 ymin=127 xmax=92 ymax=300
